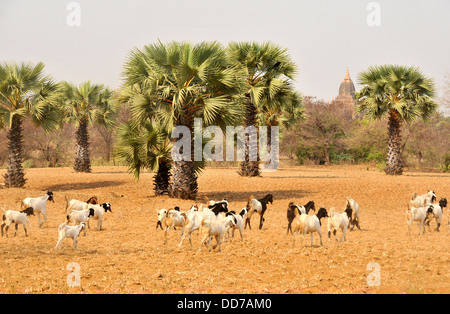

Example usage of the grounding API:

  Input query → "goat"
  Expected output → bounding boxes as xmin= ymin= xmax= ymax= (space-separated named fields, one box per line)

xmin=155 ymin=207 xmax=185 ymax=244
xmin=198 ymin=215 xmax=237 ymax=252
xmin=225 ymin=207 xmax=248 ymax=242
xmin=67 ymin=208 xmax=95 ymax=236
xmin=286 ymin=201 xmax=315 ymax=235
xmin=292 ymin=207 xmax=328 ymax=248
xmin=245 ymin=194 xmax=273 ymax=230
xmin=410 ymin=190 xmax=437 ymax=208
xmin=87 ymin=203 xmax=112 ymax=231
xmin=424 ymin=198 xmax=447 ymax=232
xmin=178 ymin=205 xmax=227 ymax=248
xmin=65 ymin=195 xmax=98 ymax=212
xmin=407 ymin=204 xmax=434 ymax=236
xmin=327 ymin=206 xmax=352 ymax=242
xmin=207 ymin=199 xmax=229 ymax=213
xmin=156 ymin=206 xmax=180 ymax=230
xmin=21 ymin=191 xmax=54 ymax=228
xmin=55 ymin=216 xmax=86 ymax=250
xmin=1 ymin=207 xmax=34 ymax=237
xmin=345 ymin=197 xmax=360 ymax=231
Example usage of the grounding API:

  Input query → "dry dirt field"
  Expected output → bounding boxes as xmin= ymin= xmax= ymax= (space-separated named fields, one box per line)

xmin=0 ymin=165 xmax=449 ymax=294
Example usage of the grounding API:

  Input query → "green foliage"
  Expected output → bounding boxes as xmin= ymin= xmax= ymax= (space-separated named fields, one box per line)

xmin=439 ymin=153 xmax=450 ymax=173
xmin=0 ymin=61 xmax=62 ymax=132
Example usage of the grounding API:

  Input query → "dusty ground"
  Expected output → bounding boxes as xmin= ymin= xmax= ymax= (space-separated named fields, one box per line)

xmin=0 ymin=165 xmax=449 ymax=294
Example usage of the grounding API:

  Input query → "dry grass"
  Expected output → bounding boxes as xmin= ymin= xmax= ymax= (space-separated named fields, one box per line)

xmin=0 ymin=165 xmax=449 ymax=294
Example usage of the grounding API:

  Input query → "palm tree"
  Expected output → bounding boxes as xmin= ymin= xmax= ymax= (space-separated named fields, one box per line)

xmin=354 ymin=65 xmax=437 ymax=175
xmin=62 ymin=81 xmax=118 ymax=173
xmin=0 ymin=62 xmax=61 ymax=187
xmin=121 ymin=40 xmax=245 ymax=199
xmin=258 ymin=89 xmax=304 ymax=168
xmin=115 ymin=120 xmax=172 ymax=195
xmin=227 ymin=41 xmax=298 ymax=176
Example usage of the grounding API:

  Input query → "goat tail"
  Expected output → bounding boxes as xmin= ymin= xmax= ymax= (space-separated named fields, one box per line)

xmin=411 ymin=193 xmax=417 ymax=201
xmin=65 ymin=196 xmax=69 ymax=214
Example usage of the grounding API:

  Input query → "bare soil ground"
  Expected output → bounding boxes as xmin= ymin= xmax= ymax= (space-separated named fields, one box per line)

xmin=0 ymin=165 xmax=449 ymax=294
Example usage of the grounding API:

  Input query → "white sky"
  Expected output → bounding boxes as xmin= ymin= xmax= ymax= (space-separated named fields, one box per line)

xmin=1 ymin=0 xmax=449 ymax=104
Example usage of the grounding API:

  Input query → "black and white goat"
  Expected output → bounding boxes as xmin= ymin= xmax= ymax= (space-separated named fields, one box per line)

xmin=87 ymin=202 xmax=112 ymax=231
xmin=1 ymin=207 xmax=34 ymax=237
xmin=225 ymin=207 xmax=248 ymax=242
xmin=286 ymin=201 xmax=315 ymax=235
xmin=292 ymin=207 xmax=328 ymax=248
xmin=424 ymin=198 xmax=447 ymax=232
xmin=345 ymin=197 xmax=360 ymax=231
xmin=21 ymin=191 xmax=54 ymax=228
xmin=245 ymin=194 xmax=273 ymax=230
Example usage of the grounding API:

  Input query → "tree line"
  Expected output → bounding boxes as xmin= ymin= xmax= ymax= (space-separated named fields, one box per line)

xmin=0 ymin=41 xmax=445 ymax=199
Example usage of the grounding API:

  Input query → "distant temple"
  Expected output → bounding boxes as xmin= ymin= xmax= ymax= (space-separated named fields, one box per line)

xmin=332 ymin=68 xmax=357 ymax=119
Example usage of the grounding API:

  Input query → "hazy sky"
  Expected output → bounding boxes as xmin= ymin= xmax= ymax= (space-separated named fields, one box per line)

xmin=1 ymin=0 xmax=449 ymax=103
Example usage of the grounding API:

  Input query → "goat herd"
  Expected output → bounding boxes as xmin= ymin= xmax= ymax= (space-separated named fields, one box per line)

xmin=0 ymin=189 xmax=447 ymax=253
xmin=0 ymin=191 xmax=112 ymax=250
xmin=155 ymin=189 xmax=447 ymax=252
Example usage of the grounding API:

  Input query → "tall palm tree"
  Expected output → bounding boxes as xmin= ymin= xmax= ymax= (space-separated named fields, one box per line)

xmin=0 ymin=62 xmax=61 ymax=187
xmin=121 ymin=40 xmax=246 ymax=199
xmin=115 ymin=120 xmax=172 ymax=195
xmin=62 ymin=81 xmax=118 ymax=173
xmin=258 ymin=89 xmax=304 ymax=168
xmin=354 ymin=65 xmax=437 ymax=175
xmin=227 ymin=42 xmax=298 ymax=176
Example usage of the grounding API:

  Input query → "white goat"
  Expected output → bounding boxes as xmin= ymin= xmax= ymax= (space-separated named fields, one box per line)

xmin=292 ymin=207 xmax=328 ymax=248
xmin=156 ymin=207 xmax=186 ymax=244
xmin=65 ymin=195 xmax=98 ymax=212
xmin=21 ymin=191 xmax=54 ymax=228
xmin=327 ymin=206 xmax=352 ymax=242
xmin=407 ymin=205 xmax=434 ymax=236
xmin=1 ymin=207 xmax=34 ymax=237
xmin=178 ymin=205 xmax=218 ymax=248
xmin=410 ymin=190 xmax=436 ymax=208
xmin=424 ymin=198 xmax=447 ymax=232
xmin=67 ymin=208 xmax=95 ymax=236
xmin=198 ymin=215 xmax=237 ymax=252
xmin=225 ymin=207 xmax=248 ymax=242
xmin=87 ymin=203 xmax=112 ymax=231
xmin=345 ymin=197 xmax=360 ymax=231
xmin=55 ymin=218 xmax=86 ymax=250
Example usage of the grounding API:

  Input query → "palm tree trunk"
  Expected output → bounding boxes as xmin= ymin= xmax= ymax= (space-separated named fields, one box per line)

xmin=168 ymin=118 xmax=198 ymax=200
xmin=74 ymin=119 xmax=92 ymax=173
xmin=154 ymin=158 xmax=171 ymax=196
xmin=3 ymin=115 xmax=27 ymax=187
xmin=239 ymin=102 xmax=261 ymax=177
xmin=385 ymin=111 xmax=403 ymax=175
xmin=169 ymin=160 xmax=198 ymax=200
